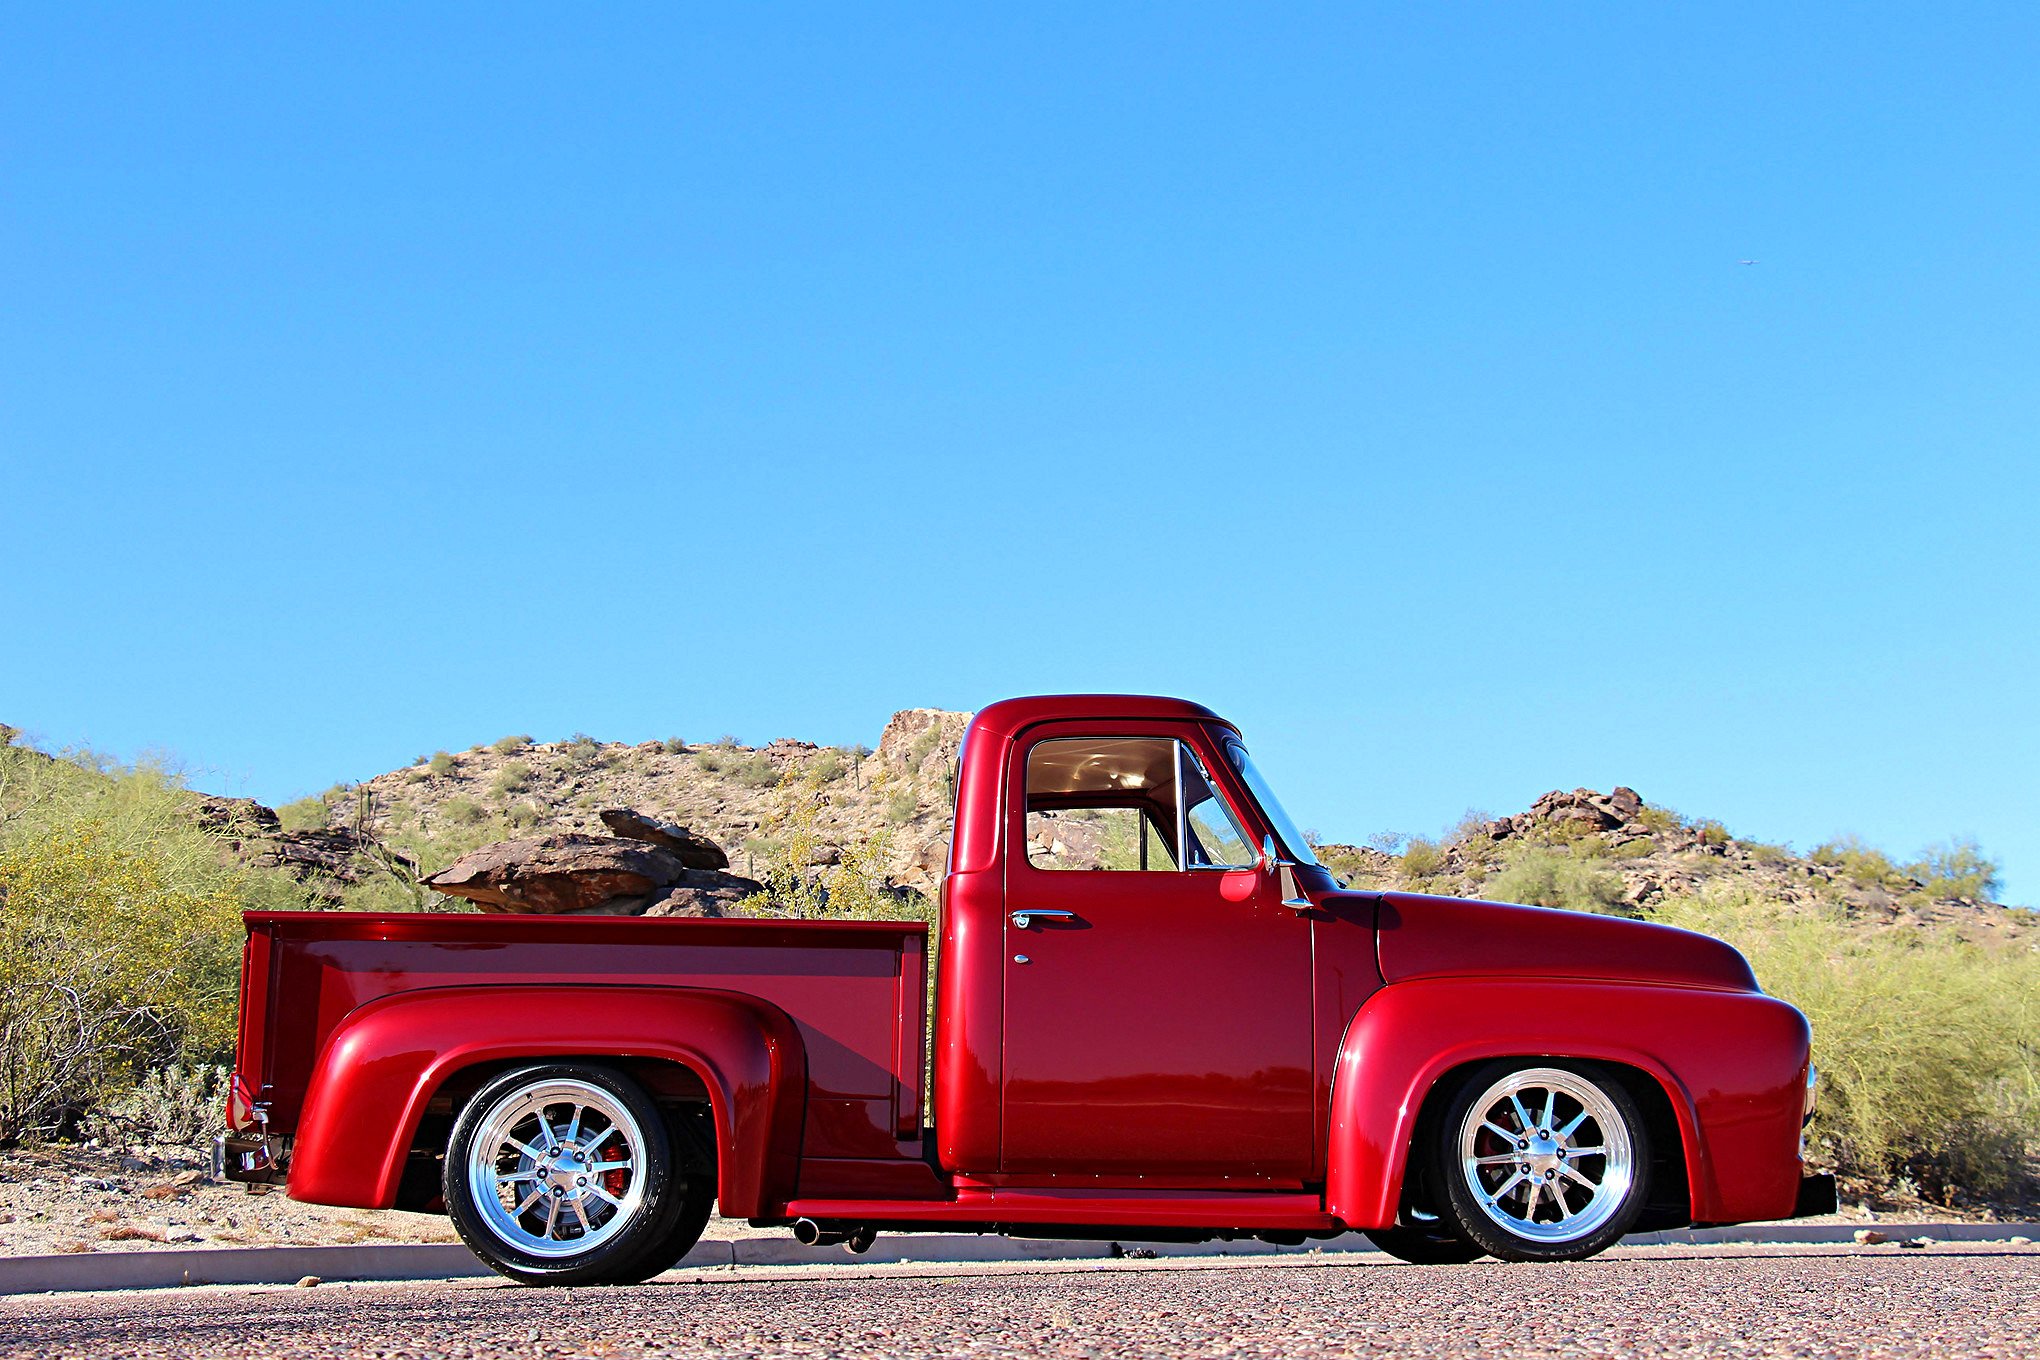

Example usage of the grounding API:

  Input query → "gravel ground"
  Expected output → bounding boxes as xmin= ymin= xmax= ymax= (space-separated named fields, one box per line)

xmin=2 ymin=1242 xmax=2034 ymax=1359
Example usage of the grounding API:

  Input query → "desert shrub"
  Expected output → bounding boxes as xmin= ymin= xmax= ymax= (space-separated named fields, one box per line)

xmin=1694 ymin=818 xmax=1730 ymax=848
xmin=810 ymin=748 xmax=848 ymax=783
xmin=660 ymin=737 xmax=688 ymax=755
xmin=506 ymin=801 xmax=541 ymax=830
xmin=275 ymin=795 xmax=329 ymax=832
xmin=692 ymin=750 xmax=728 ymax=775
xmin=1483 ymin=846 xmax=1625 ymax=914
xmin=1635 ymin=805 xmax=1682 ymax=836
xmin=1906 ymin=838 xmax=2003 ymax=900
xmin=1399 ymin=837 xmax=1447 ymax=880
xmin=885 ymin=790 xmax=919 ymax=825
xmin=734 ymin=753 xmax=779 ymax=789
xmin=0 ymin=746 xmax=304 ymax=1141
xmin=489 ymin=762 xmax=530 ymax=798
xmin=1743 ymin=840 xmax=1791 ymax=865
xmin=491 ymin=734 xmax=533 ymax=755
xmin=427 ymin=751 xmax=455 ymax=777
xmin=443 ymin=796 xmax=485 ymax=825
xmin=1649 ymin=888 xmax=2039 ymax=1200
xmin=86 ymin=1062 xmax=229 ymax=1146
xmin=1812 ymin=836 xmax=1909 ymax=890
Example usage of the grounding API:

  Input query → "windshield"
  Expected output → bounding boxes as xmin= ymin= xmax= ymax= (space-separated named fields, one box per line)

xmin=1220 ymin=737 xmax=1320 ymax=867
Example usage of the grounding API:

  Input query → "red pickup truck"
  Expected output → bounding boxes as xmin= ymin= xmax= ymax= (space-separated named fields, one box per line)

xmin=224 ymin=695 xmax=1830 ymax=1284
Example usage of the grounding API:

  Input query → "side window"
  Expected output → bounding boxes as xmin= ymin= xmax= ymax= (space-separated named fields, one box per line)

xmin=1181 ymin=745 xmax=1253 ymax=867
xmin=1025 ymin=737 xmax=1180 ymax=871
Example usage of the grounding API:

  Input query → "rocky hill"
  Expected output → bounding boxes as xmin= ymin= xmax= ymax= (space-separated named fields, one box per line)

xmin=230 ymin=711 xmax=2029 ymax=942
xmin=268 ymin=708 xmax=971 ymax=911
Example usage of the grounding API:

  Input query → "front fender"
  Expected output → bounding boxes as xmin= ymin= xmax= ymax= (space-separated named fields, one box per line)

xmin=1325 ymin=977 xmax=1809 ymax=1229
xmin=288 ymin=984 xmax=807 ymax=1217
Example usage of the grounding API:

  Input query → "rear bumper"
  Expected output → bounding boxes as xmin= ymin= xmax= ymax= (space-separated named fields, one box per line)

xmin=1793 ymin=1172 xmax=1838 ymax=1219
xmin=216 ymin=1130 xmax=289 ymax=1187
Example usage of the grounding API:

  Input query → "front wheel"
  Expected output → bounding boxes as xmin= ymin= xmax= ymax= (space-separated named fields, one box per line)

xmin=443 ymin=1063 xmax=708 ymax=1286
xmin=1434 ymin=1060 xmax=1649 ymax=1263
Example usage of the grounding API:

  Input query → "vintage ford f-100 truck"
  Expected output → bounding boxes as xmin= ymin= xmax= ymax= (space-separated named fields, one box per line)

xmin=224 ymin=695 xmax=1831 ymax=1283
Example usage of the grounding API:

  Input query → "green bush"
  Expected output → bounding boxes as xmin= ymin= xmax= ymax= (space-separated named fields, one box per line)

xmin=427 ymin=750 xmax=456 ymax=777
xmin=885 ymin=790 xmax=919 ymax=825
xmin=489 ymin=762 xmax=530 ymax=798
xmin=735 ymin=753 xmax=780 ymax=789
xmin=1483 ymin=846 xmax=1626 ymax=914
xmin=660 ymin=737 xmax=688 ymax=755
xmin=1399 ymin=837 xmax=1447 ymax=880
xmin=276 ymin=795 xmax=329 ymax=832
xmin=1907 ymin=838 xmax=2003 ymax=900
xmin=810 ymin=748 xmax=848 ymax=783
xmin=0 ymin=745 xmax=310 ymax=1141
xmin=1812 ymin=836 xmax=1909 ymax=891
xmin=491 ymin=735 xmax=533 ymax=755
xmin=443 ymin=796 xmax=485 ymax=825
xmin=1649 ymin=888 xmax=2039 ymax=1201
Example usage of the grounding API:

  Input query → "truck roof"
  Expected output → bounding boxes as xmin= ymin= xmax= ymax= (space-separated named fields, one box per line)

xmin=968 ymin=694 xmax=1231 ymax=740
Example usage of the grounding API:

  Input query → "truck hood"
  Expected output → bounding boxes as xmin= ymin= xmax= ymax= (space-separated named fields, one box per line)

xmin=1372 ymin=891 xmax=1759 ymax=993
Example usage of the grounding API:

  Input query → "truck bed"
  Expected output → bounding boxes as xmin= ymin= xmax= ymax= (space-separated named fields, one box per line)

xmin=238 ymin=910 xmax=929 ymax=1191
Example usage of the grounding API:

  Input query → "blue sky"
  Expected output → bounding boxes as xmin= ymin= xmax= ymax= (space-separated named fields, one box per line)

xmin=4 ymin=5 xmax=2035 ymax=903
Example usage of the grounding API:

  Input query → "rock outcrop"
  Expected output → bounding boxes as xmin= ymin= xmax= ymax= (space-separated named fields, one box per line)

xmin=597 ymin=808 xmax=729 ymax=870
xmin=424 ymin=822 xmax=762 ymax=916
xmin=193 ymin=794 xmax=418 ymax=906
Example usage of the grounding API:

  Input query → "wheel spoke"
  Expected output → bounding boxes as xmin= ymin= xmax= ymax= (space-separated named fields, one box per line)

xmin=1540 ymin=1088 xmax=1557 ymax=1132
xmin=1508 ymin=1094 xmax=1535 ymax=1132
xmin=1488 ymin=1170 xmax=1527 ymax=1202
xmin=513 ymin=1187 xmax=545 ymax=1216
xmin=1471 ymin=1153 xmax=1518 ymax=1167
xmin=1569 ymin=1145 xmax=1606 ymax=1159
xmin=1559 ymin=1109 xmax=1591 ymax=1139
xmin=1521 ymin=1179 xmax=1543 ymax=1220
xmin=543 ymin=1195 xmax=562 ymax=1238
xmin=587 ymin=1184 xmax=623 ymax=1208
xmin=565 ymin=1104 xmax=584 ymax=1146
xmin=571 ymin=1197 xmax=592 ymax=1233
xmin=1560 ymin=1163 xmax=1599 ymax=1190
xmin=1481 ymin=1120 xmax=1518 ymax=1145
xmin=584 ymin=1158 xmax=633 ymax=1173
xmin=1550 ymin=1180 xmax=1575 ymax=1219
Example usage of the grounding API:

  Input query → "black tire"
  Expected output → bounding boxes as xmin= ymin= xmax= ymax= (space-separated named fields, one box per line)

xmin=610 ymin=1174 xmax=716 ymax=1282
xmin=444 ymin=1063 xmax=700 ymax=1286
xmin=1433 ymin=1060 xmax=1649 ymax=1263
xmin=1363 ymin=1226 xmax=1486 ymax=1265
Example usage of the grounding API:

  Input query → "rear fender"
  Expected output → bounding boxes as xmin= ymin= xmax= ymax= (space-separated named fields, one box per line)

xmin=288 ymin=984 xmax=806 ymax=1217
xmin=1325 ymin=977 xmax=1809 ymax=1229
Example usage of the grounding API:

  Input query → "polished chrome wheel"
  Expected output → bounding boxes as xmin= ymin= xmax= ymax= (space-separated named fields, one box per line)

xmin=1457 ymin=1066 xmax=1634 ymax=1245
xmin=467 ymin=1077 xmax=648 ymax=1258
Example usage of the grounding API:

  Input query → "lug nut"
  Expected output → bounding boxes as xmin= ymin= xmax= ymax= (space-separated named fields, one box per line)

xmin=1517 ymin=1140 xmax=1528 ymax=1150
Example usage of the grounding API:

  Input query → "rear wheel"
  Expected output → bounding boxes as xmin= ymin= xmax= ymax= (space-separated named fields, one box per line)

xmin=444 ymin=1063 xmax=709 ymax=1286
xmin=1434 ymin=1061 xmax=1648 ymax=1263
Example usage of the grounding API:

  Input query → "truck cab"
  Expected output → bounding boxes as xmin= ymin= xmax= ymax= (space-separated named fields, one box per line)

xmin=225 ymin=694 xmax=1830 ymax=1284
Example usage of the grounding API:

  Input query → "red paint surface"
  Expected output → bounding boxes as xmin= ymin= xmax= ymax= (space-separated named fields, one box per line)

xmin=235 ymin=693 xmax=1814 ymax=1237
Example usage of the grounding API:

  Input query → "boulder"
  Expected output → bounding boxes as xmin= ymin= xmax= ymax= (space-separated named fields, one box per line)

xmin=597 ymin=808 xmax=730 ymax=870
xmin=425 ymin=833 xmax=689 ymax=914
xmin=641 ymin=870 xmax=769 ymax=918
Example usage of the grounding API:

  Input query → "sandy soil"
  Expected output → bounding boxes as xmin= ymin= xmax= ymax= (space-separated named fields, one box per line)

xmin=0 ymin=1142 xmax=770 ymax=1258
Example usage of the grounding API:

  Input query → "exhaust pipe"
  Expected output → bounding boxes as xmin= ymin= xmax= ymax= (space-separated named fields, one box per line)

xmin=792 ymin=1218 xmax=846 ymax=1247
xmin=792 ymin=1218 xmax=877 ymax=1253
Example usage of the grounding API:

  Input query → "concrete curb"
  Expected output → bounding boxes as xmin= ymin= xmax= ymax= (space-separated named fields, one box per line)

xmin=3 ymin=1222 xmax=2034 ymax=1296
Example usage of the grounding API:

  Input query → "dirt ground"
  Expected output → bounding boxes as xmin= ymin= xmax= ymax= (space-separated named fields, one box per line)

xmin=0 ymin=1142 xmax=771 ymax=1258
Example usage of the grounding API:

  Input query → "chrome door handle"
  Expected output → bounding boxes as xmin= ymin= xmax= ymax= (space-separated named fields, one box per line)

xmin=1011 ymin=909 xmax=1076 ymax=929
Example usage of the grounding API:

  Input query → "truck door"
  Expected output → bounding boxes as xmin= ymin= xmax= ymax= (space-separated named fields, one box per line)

xmin=999 ymin=723 xmax=1315 ymax=1183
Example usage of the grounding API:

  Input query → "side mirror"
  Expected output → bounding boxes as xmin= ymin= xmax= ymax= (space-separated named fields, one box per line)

xmin=1258 ymin=834 xmax=1313 ymax=913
